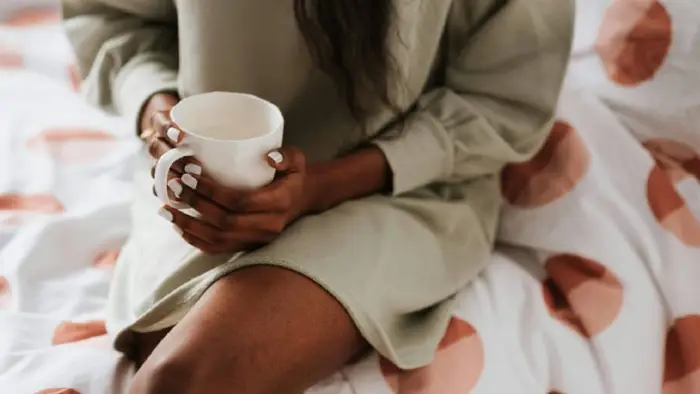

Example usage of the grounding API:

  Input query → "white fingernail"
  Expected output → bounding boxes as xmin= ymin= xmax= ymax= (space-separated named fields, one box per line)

xmin=168 ymin=179 xmax=183 ymax=196
xmin=158 ymin=207 xmax=173 ymax=222
xmin=268 ymin=151 xmax=283 ymax=164
xmin=184 ymin=164 xmax=202 ymax=175
xmin=172 ymin=224 xmax=183 ymax=236
xmin=166 ymin=127 xmax=181 ymax=143
xmin=182 ymin=173 xmax=198 ymax=189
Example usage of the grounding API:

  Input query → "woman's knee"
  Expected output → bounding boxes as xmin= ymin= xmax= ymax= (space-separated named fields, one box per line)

xmin=129 ymin=265 xmax=365 ymax=394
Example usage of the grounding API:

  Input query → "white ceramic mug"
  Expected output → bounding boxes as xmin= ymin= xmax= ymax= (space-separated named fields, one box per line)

xmin=154 ymin=92 xmax=284 ymax=209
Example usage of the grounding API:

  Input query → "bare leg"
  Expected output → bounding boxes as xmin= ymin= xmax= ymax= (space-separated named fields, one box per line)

xmin=129 ymin=266 xmax=368 ymax=394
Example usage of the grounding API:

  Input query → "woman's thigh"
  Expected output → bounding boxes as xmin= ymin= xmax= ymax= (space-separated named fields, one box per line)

xmin=130 ymin=265 xmax=368 ymax=394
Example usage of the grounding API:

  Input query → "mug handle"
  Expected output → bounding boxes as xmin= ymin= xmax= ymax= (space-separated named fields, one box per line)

xmin=154 ymin=146 xmax=195 ymax=209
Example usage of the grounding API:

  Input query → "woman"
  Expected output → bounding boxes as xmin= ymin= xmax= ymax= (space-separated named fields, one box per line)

xmin=62 ymin=0 xmax=574 ymax=392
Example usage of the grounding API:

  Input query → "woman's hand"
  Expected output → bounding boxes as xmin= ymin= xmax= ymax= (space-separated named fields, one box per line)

xmin=142 ymin=93 xmax=392 ymax=256
xmin=139 ymin=92 xmax=202 ymax=200
xmin=158 ymin=147 xmax=311 ymax=255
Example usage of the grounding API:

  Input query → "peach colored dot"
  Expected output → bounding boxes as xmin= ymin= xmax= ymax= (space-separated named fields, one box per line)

xmin=543 ymin=254 xmax=623 ymax=338
xmin=596 ymin=0 xmax=672 ymax=86
xmin=35 ymin=390 xmax=80 ymax=394
xmin=0 ymin=276 xmax=10 ymax=309
xmin=501 ymin=121 xmax=590 ymax=208
xmin=68 ymin=65 xmax=81 ymax=92
xmin=644 ymin=139 xmax=700 ymax=184
xmin=380 ymin=317 xmax=484 ymax=393
xmin=26 ymin=128 xmax=115 ymax=164
xmin=647 ymin=164 xmax=700 ymax=246
xmin=0 ymin=193 xmax=63 ymax=226
xmin=4 ymin=7 xmax=60 ymax=27
xmin=0 ymin=45 xmax=24 ymax=68
xmin=52 ymin=320 xmax=107 ymax=346
xmin=93 ymin=250 xmax=121 ymax=269
xmin=663 ymin=315 xmax=700 ymax=394
xmin=0 ymin=194 xmax=64 ymax=213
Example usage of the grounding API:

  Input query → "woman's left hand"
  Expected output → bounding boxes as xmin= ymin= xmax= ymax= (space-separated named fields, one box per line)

xmin=157 ymin=147 xmax=311 ymax=255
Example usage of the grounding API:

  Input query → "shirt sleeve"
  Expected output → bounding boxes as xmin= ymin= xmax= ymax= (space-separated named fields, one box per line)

xmin=61 ymin=0 xmax=179 ymax=132
xmin=372 ymin=0 xmax=575 ymax=195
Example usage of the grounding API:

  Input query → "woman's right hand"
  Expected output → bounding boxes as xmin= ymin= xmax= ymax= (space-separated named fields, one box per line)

xmin=139 ymin=92 xmax=193 ymax=199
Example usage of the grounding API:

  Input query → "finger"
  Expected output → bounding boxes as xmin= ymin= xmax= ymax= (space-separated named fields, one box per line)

xmin=179 ymin=172 xmax=293 ymax=213
xmin=146 ymin=135 xmax=174 ymax=160
xmin=159 ymin=207 xmax=221 ymax=244
xmin=162 ymin=208 xmax=270 ymax=254
xmin=151 ymin=173 xmax=185 ymax=202
xmin=172 ymin=225 xmax=225 ymax=255
xmin=173 ymin=179 xmax=232 ymax=229
xmin=265 ymin=147 xmax=306 ymax=174
xmin=147 ymin=135 xmax=199 ymax=175
xmin=151 ymin=110 xmax=184 ymax=145
xmin=150 ymin=163 xmax=185 ymax=179
xmin=168 ymin=178 xmax=290 ymax=234
xmin=139 ymin=127 xmax=156 ymax=142
xmin=177 ymin=172 xmax=243 ymax=210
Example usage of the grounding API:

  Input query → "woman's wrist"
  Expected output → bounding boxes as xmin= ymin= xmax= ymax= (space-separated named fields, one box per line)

xmin=300 ymin=146 xmax=392 ymax=215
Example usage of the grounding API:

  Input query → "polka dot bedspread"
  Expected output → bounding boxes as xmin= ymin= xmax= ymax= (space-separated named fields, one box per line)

xmin=1 ymin=0 xmax=699 ymax=393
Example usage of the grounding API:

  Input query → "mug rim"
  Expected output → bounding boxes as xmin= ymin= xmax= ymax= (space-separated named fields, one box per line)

xmin=169 ymin=91 xmax=284 ymax=143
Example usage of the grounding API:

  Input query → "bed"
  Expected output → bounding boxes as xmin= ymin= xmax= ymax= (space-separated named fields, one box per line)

xmin=1 ymin=0 xmax=699 ymax=393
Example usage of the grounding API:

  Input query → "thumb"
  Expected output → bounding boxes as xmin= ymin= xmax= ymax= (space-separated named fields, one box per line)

xmin=266 ymin=147 xmax=306 ymax=174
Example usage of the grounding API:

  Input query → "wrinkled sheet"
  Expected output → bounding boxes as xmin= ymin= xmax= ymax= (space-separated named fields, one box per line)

xmin=2 ymin=0 xmax=700 ymax=393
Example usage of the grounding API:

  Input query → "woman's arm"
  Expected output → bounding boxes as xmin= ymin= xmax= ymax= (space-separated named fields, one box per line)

xmin=62 ymin=0 xmax=179 ymax=134
xmin=302 ymin=146 xmax=391 ymax=215
xmin=371 ymin=0 xmax=575 ymax=196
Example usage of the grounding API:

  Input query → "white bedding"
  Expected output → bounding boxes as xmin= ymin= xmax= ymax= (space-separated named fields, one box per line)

xmin=2 ymin=0 xmax=700 ymax=393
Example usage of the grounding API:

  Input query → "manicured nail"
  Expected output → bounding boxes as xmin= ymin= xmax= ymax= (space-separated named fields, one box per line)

xmin=158 ymin=207 xmax=173 ymax=222
xmin=182 ymin=173 xmax=198 ymax=189
xmin=268 ymin=151 xmax=283 ymax=164
xmin=184 ymin=163 xmax=202 ymax=175
xmin=168 ymin=179 xmax=183 ymax=197
xmin=172 ymin=225 xmax=183 ymax=236
xmin=166 ymin=127 xmax=181 ymax=143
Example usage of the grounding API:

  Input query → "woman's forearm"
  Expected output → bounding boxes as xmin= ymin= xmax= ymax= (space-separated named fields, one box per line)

xmin=302 ymin=146 xmax=392 ymax=215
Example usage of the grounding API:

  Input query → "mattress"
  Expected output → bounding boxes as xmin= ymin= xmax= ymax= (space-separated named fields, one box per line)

xmin=1 ymin=0 xmax=700 ymax=393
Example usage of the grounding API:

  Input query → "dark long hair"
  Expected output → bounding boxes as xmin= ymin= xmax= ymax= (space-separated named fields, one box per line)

xmin=293 ymin=0 xmax=399 ymax=121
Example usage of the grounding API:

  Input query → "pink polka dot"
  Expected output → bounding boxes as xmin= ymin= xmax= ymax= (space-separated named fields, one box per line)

xmin=0 ymin=193 xmax=63 ymax=227
xmin=543 ymin=254 xmax=623 ymax=337
xmin=380 ymin=317 xmax=484 ymax=393
xmin=0 ymin=44 xmax=23 ymax=68
xmin=501 ymin=121 xmax=589 ymax=208
xmin=93 ymin=250 xmax=121 ymax=269
xmin=68 ymin=65 xmax=81 ymax=92
xmin=26 ymin=128 xmax=116 ymax=164
xmin=52 ymin=321 xmax=107 ymax=346
xmin=0 ymin=194 xmax=64 ymax=213
xmin=4 ymin=7 xmax=60 ymax=27
xmin=663 ymin=315 xmax=700 ymax=394
xmin=644 ymin=139 xmax=700 ymax=184
xmin=596 ymin=0 xmax=672 ymax=86
xmin=0 ymin=276 xmax=10 ymax=309
xmin=646 ymin=153 xmax=700 ymax=246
